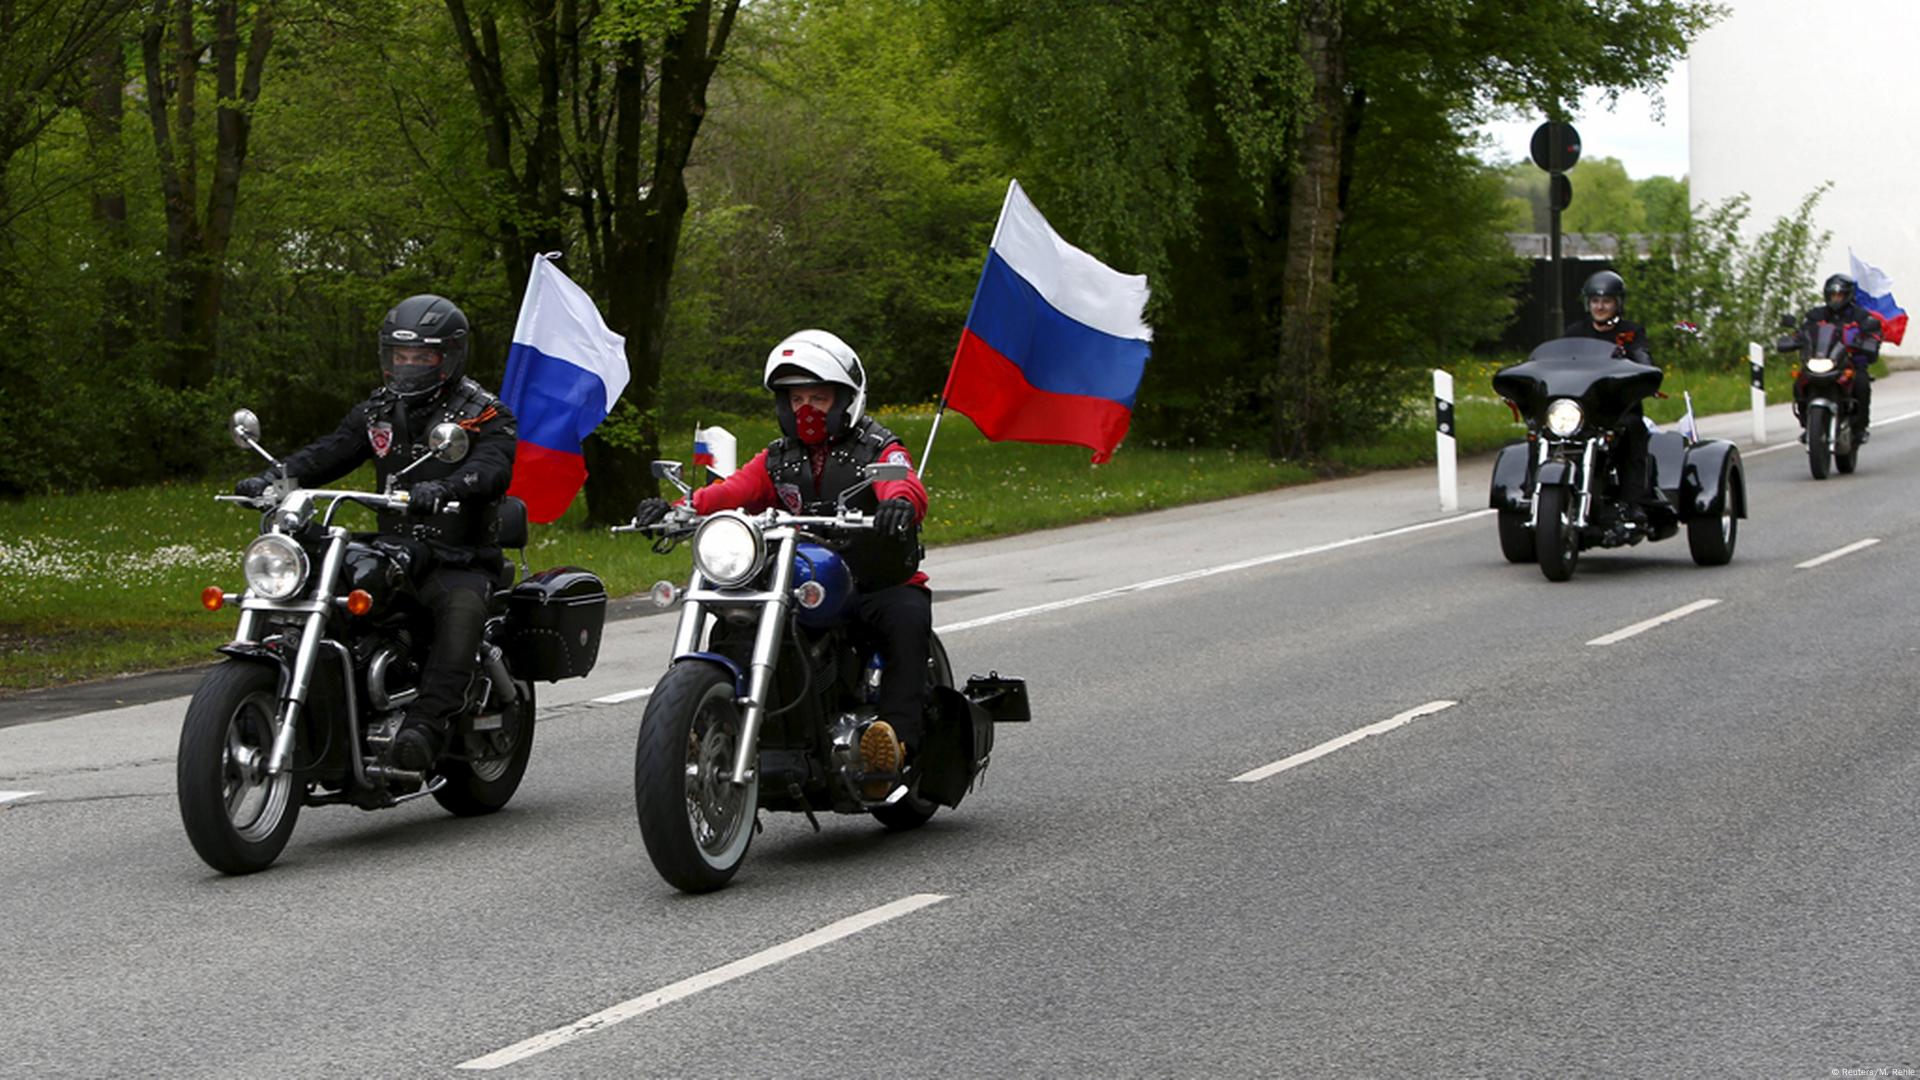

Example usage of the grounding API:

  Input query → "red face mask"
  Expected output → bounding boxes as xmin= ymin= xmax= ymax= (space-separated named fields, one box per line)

xmin=792 ymin=403 xmax=830 ymax=446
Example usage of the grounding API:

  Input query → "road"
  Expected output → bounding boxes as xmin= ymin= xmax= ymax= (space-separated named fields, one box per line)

xmin=3 ymin=382 xmax=1917 ymax=1077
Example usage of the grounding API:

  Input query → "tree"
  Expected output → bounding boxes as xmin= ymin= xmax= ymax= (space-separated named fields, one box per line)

xmin=1637 ymin=174 xmax=1690 ymax=234
xmin=1560 ymin=156 xmax=1645 ymax=235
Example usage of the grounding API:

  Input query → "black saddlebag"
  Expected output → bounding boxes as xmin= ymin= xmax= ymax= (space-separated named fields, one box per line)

xmin=505 ymin=567 xmax=607 ymax=681
xmin=919 ymin=673 xmax=1027 ymax=808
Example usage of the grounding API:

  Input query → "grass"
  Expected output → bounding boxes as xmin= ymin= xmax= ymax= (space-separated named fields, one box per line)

xmin=0 ymin=356 xmax=1843 ymax=691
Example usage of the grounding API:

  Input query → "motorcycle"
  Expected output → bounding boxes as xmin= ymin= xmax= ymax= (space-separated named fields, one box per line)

xmin=619 ymin=460 xmax=1028 ymax=893
xmin=176 ymin=409 xmax=607 ymax=874
xmin=1778 ymin=315 xmax=1869 ymax=479
xmin=1489 ymin=337 xmax=1746 ymax=582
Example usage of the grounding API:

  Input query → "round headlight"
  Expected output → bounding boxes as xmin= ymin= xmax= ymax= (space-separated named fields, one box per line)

xmin=1806 ymin=355 xmax=1836 ymax=375
xmin=692 ymin=513 xmax=764 ymax=587
xmin=1544 ymin=398 xmax=1585 ymax=437
xmin=243 ymin=534 xmax=310 ymax=601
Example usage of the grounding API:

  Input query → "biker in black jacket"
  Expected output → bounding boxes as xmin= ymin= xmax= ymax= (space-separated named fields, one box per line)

xmin=1798 ymin=273 xmax=1883 ymax=441
xmin=234 ymin=295 xmax=518 ymax=769
xmin=1562 ymin=270 xmax=1660 ymax=523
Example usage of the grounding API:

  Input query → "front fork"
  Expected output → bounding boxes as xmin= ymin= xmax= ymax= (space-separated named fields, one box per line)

xmin=1526 ymin=438 xmax=1596 ymax=529
xmin=666 ymin=539 xmax=801 ymax=787
xmin=262 ymin=527 xmax=351 ymax=778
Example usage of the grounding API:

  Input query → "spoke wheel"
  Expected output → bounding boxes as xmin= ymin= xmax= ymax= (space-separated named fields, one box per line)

xmin=636 ymin=662 xmax=757 ymax=892
xmin=178 ymin=661 xmax=301 ymax=874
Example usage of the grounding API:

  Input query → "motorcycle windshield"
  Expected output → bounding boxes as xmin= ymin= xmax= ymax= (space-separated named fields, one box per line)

xmin=1806 ymin=322 xmax=1846 ymax=361
xmin=1493 ymin=337 xmax=1663 ymax=430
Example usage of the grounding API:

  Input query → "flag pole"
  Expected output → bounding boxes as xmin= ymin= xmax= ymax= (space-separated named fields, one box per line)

xmin=920 ymin=180 xmax=1020 ymax=481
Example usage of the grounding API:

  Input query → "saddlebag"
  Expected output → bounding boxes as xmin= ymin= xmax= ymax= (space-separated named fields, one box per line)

xmin=505 ymin=567 xmax=607 ymax=681
xmin=919 ymin=673 xmax=1027 ymax=808
xmin=964 ymin=672 xmax=1030 ymax=723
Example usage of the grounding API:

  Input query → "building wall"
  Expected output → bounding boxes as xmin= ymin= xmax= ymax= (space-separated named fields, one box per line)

xmin=1690 ymin=0 xmax=1920 ymax=347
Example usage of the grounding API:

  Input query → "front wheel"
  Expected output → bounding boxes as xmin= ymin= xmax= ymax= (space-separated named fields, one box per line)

xmin=1688 ymin=466 xmax=1740 ymax=566
xmin=1806 ymin=403 xmax=1831 ymax=479
xmin=1835 ymin=414 xmax=1859 ymax=475
xmin=871 ymin=635 xmax=954 ymax=832
xmin=635 ymin=662 xmax=758 ymax=893
xmin=177 ymin=661 xmax=301 ymax=874
xmin=1535 ymin=485 xmax=1579 ymax=582
xmin=1497 ymin=507 xmax=1536 ymax=564
xmin=433 ymin=680 xmax=537 ymax=817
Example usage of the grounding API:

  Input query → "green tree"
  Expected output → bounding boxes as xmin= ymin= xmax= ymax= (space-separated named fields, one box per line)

xmin=1637 ymin=174 xmax=1690 ymax=234
xmin=1560 ymin=156 xmax=1645 ymax=234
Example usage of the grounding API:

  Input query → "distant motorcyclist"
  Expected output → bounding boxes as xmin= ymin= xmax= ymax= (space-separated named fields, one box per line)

xmin=1796 ymin=273 xmax=1883 ymax=442
xmin=633 ymin=330 xmax=928 ymax=797
xmin=1562 ymin=270 xmax=1658 ymax=523
xmin=232 ymin=295 xmax=517 ymax=771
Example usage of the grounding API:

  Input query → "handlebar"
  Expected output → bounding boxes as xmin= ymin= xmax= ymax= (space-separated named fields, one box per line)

xmin=612 ymin=507 xmax=879 ymax=540
xmin=215 ymin=489 xmax=460 ymax=516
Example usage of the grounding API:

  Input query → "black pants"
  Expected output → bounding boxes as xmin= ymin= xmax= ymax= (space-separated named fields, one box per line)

xmin=856 ymin=584 xmax=932 ymax=747
xmin=1855 ymin=367 xmax=1874 ymax=428
xmin=1617 ymin=405 xmax=1651 ymax=504
xmin=412 ymin=566 xmax=493 ymax=730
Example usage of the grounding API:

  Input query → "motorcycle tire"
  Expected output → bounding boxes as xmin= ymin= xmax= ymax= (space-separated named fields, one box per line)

xmin=1835 ymin=418 xmax=1858 ymax=475
xmin=1496 ymin=507 xmax=1536 ymax=564
xmin=1687 ymin=464 xmax=1740 ymax=567
xmin=177 ymin=660 xmax=301 ymax=875
xmin=871 ymin=635 xmax=955 ymax=832
xmin=635 ymin=661 xmax=758 ymax=893
xmin=1535 ymin=485 xmax=1578 ymax=582
xmin=433 ymin=679 xmax=536 ymax=817
xmin=1806 ymin=403 xmax=1831 ymax=480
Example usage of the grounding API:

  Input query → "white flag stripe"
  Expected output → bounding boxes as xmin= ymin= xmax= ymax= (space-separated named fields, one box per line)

xmin=991 ymin=180 xmax=1152 ymax=342
xmin=1849 ymin=248 xmax=1895 ymax=297
xmin=511 ymin=255 xmax=630 ymax=407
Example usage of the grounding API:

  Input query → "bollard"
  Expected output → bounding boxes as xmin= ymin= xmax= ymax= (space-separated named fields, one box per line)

xmin=1748 ymin=341 xmax=1766 ymax=445
xmin=1434 ymin=370 xmax=1457 ymax=512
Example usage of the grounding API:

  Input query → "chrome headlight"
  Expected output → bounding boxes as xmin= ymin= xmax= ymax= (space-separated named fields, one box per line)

xmin=692 ymin=513 xmax=765 ymax=587
xmin=243 ymin=533 xmax=310 ymax=601
xmin=1806 ymin=355 xmax=1836 ymax=375
xmin=1544 ymin=398 xmax=1585 ymax=437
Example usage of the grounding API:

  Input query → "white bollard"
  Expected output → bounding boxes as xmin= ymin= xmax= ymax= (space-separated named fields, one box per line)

xmin=1434 ymin=370 xmax=1458 ymax=512
xmin=1749 ymin=341 xmax=1767 ymax=445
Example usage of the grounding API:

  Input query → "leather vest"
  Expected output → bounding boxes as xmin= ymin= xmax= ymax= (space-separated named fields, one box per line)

xmin=764 ymin=415 xmax=921 ymax=589
xmin=369 ymin=379 xmax=503 ymax=547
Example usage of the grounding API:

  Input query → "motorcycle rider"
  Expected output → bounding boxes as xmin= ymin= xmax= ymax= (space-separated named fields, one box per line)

xmin=1562 ymin=269 xmax=1659 ymax=525
xmin=633 ymin=330 xmax=929 ymax=798
xmin=233 ymin=295 xmax=518 ymax=772
xmin=1796 ymin=272 xmax=1883 ymax=443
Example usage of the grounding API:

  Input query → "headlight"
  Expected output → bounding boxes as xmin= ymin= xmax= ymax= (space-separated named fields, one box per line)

xmin=692 ymin=513 xmax=765 ymax=587
xmin=1544 ymin=398 xmax=1585 ymax=437
xmin=243 ymin=534 xmax=310 ymax=601
xmin=1806 ymin=355 xmax=1836 ymax=374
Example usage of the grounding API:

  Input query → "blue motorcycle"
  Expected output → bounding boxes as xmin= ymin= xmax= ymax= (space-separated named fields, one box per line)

xmin=619 ymin=461 xmax=1027 ymax=893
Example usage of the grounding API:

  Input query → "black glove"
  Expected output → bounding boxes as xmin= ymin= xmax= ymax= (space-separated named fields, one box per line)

xmin=233 ymin=474 xmax=272 ymax=498
xmin=633 ymin=497 xmax=672 ymax=527
xmin=873 ymin=498 xmax=916 ymax=537
xmin=407 ymin=480 xmax=452 ymax=516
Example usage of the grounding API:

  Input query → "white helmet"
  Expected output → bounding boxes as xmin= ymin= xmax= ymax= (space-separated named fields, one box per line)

xmin=763 ymin=329 xmax=867 ymax=438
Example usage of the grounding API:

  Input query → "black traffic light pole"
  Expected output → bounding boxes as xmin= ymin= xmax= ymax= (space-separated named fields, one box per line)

xmin=1531 ymin=120 xmax=1581 ymax=337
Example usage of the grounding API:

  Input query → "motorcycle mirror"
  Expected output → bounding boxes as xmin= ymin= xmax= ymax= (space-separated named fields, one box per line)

xmin=651 ymin=459 xmax=692 ymax=496
xmin=427 ymin=422 xmax=470 ymax=463
xmin=230 ymin=409 xmax=263 ymax=450
xmin=1779 ymin=314 xmax=1797 ymax=329
xmin=863 ymin=462 xmax=911 ymax=483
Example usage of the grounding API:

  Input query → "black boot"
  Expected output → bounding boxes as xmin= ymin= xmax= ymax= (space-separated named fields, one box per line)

xmin=389 ymin=713 xmax=447 ymax=771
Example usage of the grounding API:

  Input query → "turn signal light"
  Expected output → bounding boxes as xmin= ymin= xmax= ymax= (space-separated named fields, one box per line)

xmin=795 ymin=580 xmax=827 ymax=610
xmin=200 ymin=586 xmax=226 ymax=612
xmin=648 ymin=580 xmax=680 ymax=609
xmin=345 ymin=589 xmax=373 ymax=617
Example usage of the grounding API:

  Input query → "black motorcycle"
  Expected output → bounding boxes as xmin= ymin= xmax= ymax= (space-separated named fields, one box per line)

xmin=619 ymin=460 xmax=1028 ymax=893
xmin=1778 ymin=316 xmax=1867 ymax=479
xmin=1490 ymin=337 xmax=1745 ymax=581
xmin=176 ymin=409 xmax=607 ymax=874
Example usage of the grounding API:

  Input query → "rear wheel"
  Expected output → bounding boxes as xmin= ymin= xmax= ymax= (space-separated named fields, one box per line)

xmin=871 ymin=635 xmax=954 ymax=832
xmin=635 ymin=662 xmax=757 ymax=893
xmin=433 ymin=680 xmax=536 ymax=816
xmin=1688 ymin=465 xmax=1740 ymax=566
xmin=177 ymin=661 xmax=301 ymax=874
xmin=1535 ymin=485 xmax=1579 ymax=582
xmin=1806 ymin=403 xmax=1831 ymax=479
xmin=1497 ymin=508 xmax=1536 ymax=563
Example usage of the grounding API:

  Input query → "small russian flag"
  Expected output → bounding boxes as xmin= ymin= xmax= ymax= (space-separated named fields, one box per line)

xmin=693 ymin=424 xmax=736 ymax=480
xmin=1849 ymin=249 xmax=1907 ymax=346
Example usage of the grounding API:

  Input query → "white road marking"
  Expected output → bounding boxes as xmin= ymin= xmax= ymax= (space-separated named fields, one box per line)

xmin=1746 ymin=406 xmax=1920 ymax=457
xmin=1797 ymin=537 xmax=1881 ymax=569
xmin=1586 ymin=598 xmax=1721 ymax=646
xmin=456 ymin=893 xmax=950 ymax=1071
xmin=1230 ymin=701 xmax=1458 ymax=783
xmin=0 ymin=791 xmax=40 ymax=806
xmin=590 ymin=687 xmax=653 ymax=705
xmin=936 ymin=510 xmax=1496 ymax=635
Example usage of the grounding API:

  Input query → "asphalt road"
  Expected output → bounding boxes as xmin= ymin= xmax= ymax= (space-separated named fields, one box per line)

xmin=3 ymin=382 xmax=1918 ymax=1077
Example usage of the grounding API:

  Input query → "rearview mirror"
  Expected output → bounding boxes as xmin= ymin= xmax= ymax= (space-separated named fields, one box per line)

xmin=427 ymin=422 xmax=470 ymax=463
xmin=230 ymin=408 xmax=262 ymax=450
xmin=863 ymin=462 xmax=911 ymax=483
xmin=1779 ymin=314 xmax=1797 ymax=329
xmin=652 ymin=459 xmax=691 ymax=496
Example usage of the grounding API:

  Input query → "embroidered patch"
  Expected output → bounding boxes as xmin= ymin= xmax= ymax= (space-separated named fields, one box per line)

xmin=885 ymin=449 xmax=910 ymax=467
xmin=368 ymin=421 xmax=394 ymax=458
xmin=775 ymin=482 xmax=804 ymax=513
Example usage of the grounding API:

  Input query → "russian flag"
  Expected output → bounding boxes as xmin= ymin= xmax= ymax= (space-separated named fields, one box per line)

xmin=1850 ymin=249 xmax=1907 ymax=346
xmin=944 ymin=180 xmax=1151 ymax=464
xmin=693 ymin=424 xmax=736 ymax=480
xmin=500 ymin=255 xmax=630 ymax=523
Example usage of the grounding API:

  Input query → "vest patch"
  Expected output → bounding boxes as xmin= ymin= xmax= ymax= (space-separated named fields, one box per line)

xmin=368 ymin=421 xmax=394 ymax=458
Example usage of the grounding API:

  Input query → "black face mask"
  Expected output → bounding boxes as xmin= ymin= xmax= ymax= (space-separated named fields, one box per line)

xmin=380 ymin=346 xmax=446 ymax=399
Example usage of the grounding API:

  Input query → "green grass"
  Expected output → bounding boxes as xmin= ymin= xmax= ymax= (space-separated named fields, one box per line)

xmin=0 ymin=357 xmax=1842 ymax=691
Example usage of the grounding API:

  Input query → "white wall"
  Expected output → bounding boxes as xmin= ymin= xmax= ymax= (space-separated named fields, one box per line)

xmin=1691 ymin=0 xmax=1920 ymax=348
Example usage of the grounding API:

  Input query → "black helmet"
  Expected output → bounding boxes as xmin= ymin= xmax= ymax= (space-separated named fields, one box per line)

xmin=1823 ymin=273 xmax=1857 ymax=313
xmin=379 ymin=294 xmax=470 ymax=400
